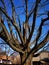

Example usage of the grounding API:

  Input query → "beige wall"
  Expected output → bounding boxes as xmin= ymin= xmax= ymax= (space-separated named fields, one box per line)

xmin=32 ymin=52 xmax=49 ymax=62
xmin=9 ymin=55 xmax=21 ymax=64
xmin=40 ymin=52 xmax=48 ymax=59
xmin=0 ymin=55 xmax=7 ymax=59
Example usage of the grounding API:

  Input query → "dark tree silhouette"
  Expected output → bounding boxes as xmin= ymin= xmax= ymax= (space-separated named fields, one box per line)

xmin=0 ymin=0 xmax=49 ymax=65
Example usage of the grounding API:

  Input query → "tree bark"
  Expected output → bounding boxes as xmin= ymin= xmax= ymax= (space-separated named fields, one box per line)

xmin=20 ymin=52 xmax=32 ymax=65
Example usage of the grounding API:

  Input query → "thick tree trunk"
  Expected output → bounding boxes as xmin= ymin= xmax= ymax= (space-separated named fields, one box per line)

xmin=24 ymin=55 xmax=32 ymax=65
xmin=20 ymin=52 xmax=32 ymax=65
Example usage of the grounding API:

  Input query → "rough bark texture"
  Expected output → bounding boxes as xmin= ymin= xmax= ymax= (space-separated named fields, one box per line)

xmin=20 ymin=53 xmax=32 ymax=65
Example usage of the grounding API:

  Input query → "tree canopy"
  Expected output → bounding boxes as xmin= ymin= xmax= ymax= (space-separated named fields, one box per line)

xmin=0 ymin=0 xmax=49 ymax=65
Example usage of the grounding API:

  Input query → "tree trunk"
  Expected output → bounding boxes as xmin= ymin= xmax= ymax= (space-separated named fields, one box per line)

xmin=20 ymin=52 xmax=32 ymax=65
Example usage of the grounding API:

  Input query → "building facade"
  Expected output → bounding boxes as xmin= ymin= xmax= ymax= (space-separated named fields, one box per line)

xmin=32 ymin=51 xmax=49 ymax=65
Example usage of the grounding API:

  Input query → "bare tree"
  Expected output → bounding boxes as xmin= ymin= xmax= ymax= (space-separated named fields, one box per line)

xmin=0 ymin=0 xmax=49 ymax=65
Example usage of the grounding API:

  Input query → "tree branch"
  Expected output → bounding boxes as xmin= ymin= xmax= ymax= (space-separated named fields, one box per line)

xmin=25 ymin=0 xmax=41 ymax=47
xmin=0 ymin=19 xmax=24 ymax=53
xmin=22 ymin=31 xmax=49 ymax=64
xmin=25 ymin=0 xmax=28 ymax=23
xmin=0 ymin=7 xmax=25 ymax=45
xmin=35 ymin=16 xmax=49 ymax=46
